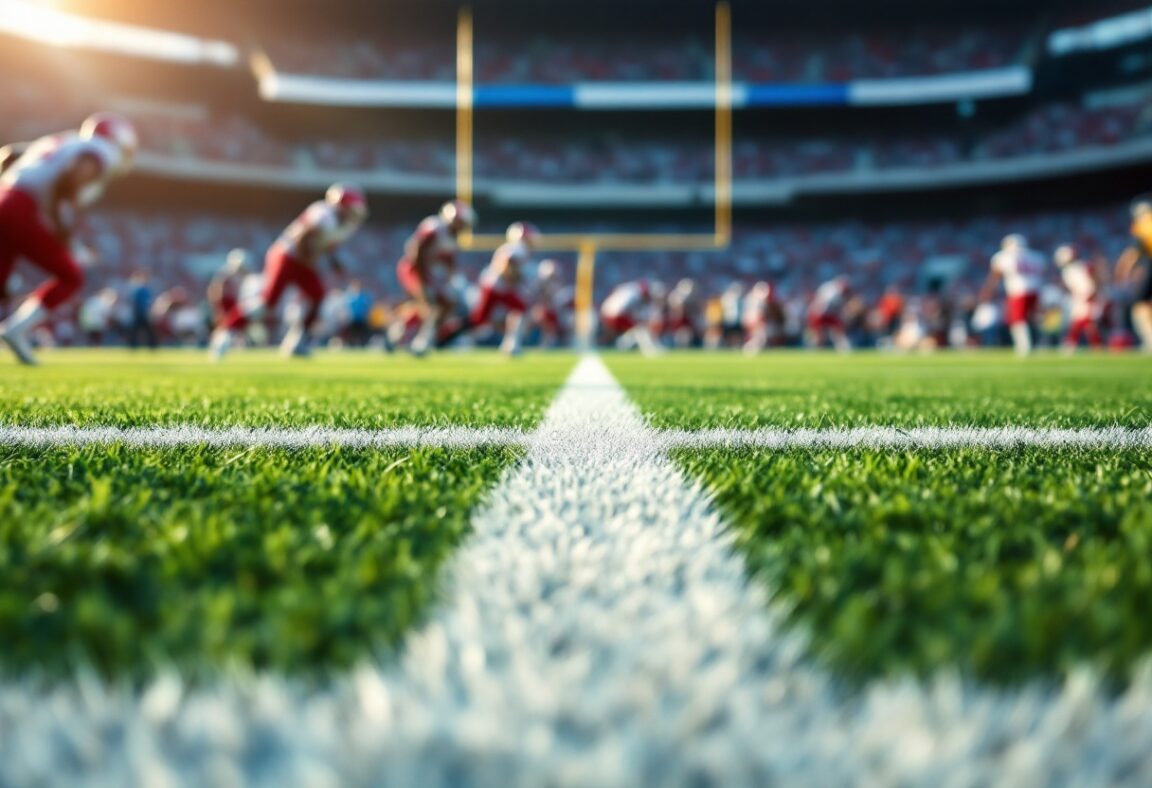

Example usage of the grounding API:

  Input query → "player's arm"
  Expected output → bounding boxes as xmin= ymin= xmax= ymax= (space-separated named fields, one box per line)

xmin=1115 ymin=246 xmax=1143 ymax=283
xmin=49 ymin=153 xmax=105 ymax=241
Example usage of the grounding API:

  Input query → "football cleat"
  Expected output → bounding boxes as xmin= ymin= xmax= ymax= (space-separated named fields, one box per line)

xmin=0 ymin=330 xmax=39 ymax=366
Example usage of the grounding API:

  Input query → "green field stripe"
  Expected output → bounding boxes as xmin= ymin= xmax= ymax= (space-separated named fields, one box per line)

xmin=609 ymin=353 xmax=1152 ymax=429
xmin=0 ymin=351 xmax=575 ymax=429
xmin=677 ymin=446 xmax=1152 ymax=685
xmin=0 ymin=444 xmax=521 ymax=679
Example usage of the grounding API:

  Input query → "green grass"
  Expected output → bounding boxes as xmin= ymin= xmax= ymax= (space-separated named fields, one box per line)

xmin=0 ymin=443 xmax=519 ymax=680
xmin=677 ymin=446 xmax=1152 ymax=686
xmin=609 ymin=352 xmax=1152 ymax=429
xmin=0 ymin=350 xmax=573 ymax=429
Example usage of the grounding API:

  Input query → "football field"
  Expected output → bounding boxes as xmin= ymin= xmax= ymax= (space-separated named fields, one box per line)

xmin=1 ymin=350 xmax=1151 ymax=785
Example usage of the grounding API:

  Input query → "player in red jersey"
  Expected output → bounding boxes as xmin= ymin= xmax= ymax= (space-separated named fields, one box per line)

xmin=211 ymin=183 xmax=367 ymax=360
xmin=470 ymin=222 xmax=537 ymax=356
xmin=397 ymin=199 xmax=476 ymax=356
xmin=0 ymin=113 xmax=138 ymax=365
xmin=980 ymin=234 xmax=1045 ymax=357
xmin=1054 ymin=244 xmax=1103 ymax=351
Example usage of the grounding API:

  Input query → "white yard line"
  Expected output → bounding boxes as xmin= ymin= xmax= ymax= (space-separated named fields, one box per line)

xmin=0 ymin=424 xmax=528 ymax=449
xmin=0 ymin=358 xmax=1150 ymax=786
xmin=3 ymin=423 xmax=1152 ymax=451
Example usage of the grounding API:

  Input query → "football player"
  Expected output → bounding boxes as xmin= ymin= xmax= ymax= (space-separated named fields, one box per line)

xmin=211 ymin=183 xmax=367 ymax=359
xmin=665 ymin=278 xmax=702 ymax=348
xmin=469 ymin=221 xmax=537 ymax=356
xmin=529 ymin=259 xmax=573 ymax=349
xmin=397 ymin=199 xmax=475 ymax=356
xmin=1115 ymin=196 xmax=1152 ymax=351
xmin=207 ymin=248 xmax=251 ymax=326
xmin=806 ymin=275 xmax=853 ymax=352
xmin=742 ymin=280 xmax=782 ymax=355
xmin=600 ymin=279 xmax=662 ymax=355
xmin=0 ymin=113 xmax=138 ymax=364
xmin=981 ymin=234 xmax=1045 ymax=357
xmin=1054 ymin=244 xmax=1103 ymax=351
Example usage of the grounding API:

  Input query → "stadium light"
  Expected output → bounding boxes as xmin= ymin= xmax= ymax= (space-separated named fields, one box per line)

xmin=0 ymin=0 xmax=239 ymax=66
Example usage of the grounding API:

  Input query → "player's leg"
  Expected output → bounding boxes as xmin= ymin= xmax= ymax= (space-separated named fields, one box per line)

xmin=279 ymin=262 xmax=325 ymax=358
xmin=496 ymin=291 xmax=528 ymax=356
xmin=1132 ymin=301 xmax=1152 ymax=352
xmin=0 ymin=191 xmax=85 ymax=365
xmin=1006 ymin=295 xmax=1034 ymax=357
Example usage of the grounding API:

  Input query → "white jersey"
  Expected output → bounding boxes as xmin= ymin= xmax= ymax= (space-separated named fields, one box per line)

xmin=602 ymin=282 xmax=647 ymax=319
xmin=481 ymin=240 xmax=530 ymax=290
xmin=810 ymin=279 xmax=847 ymax=315
xmin=410 ymin=216 xmax=458 ymax=267
xmin=991 ymin=248 xmax=1045 ymax=296
xmin=1 ymin=132 xmax=120 ymax=224
xmin=1061 ymin=261 xmax=1097 ymax=320
xmin=279 ymin=201 xmax=361 ymax=261
xmin=743 ymin=288 xmax=774 ymax=326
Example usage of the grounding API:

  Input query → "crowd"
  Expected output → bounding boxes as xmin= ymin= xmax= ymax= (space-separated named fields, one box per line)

xmin=4 ymin=88 xmax=1149 ymax=186
xmin=261 ymin=24 xmax=1031 ymax=83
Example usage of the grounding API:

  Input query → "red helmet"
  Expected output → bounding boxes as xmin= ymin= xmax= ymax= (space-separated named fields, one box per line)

xmin=79 ymin=112 xmax=138 ymax=172
xmin=326 ymin=183 xmax=368 ymax=219
xmin=440 ymin=199 xmax=476 ymax=232
xmin=506 ymin=221 xmax=540 ymax=247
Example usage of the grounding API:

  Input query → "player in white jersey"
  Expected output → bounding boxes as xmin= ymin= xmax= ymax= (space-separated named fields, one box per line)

xmin=742 ymin=280 xmax=782 ymax=355
xmin=664 ymin=278 xmax=702 ymax=348
xmin=806 ymin=275 xmax=852 ymax=352
xmin=1054 ymin=244 xmax=1103 ymax=350
xmin=396 ymin=199 xmax=476 ymax=356
xmin=468 ymin=222 xmax=537 ymax=356
xmin=207 ymin=249 xmax=251 ymax=326
xmin=0 ymin=113 xmax=137 ymax=364
xmin=981 ymin=234 xmax=1045 ymax=356
xmin=211 ymin=183 xmax=367 ymax=360
xmin=601 ymin=279 xmax=661 ymax=355
xmin=528 ymin=259 xmax=572 ymax=348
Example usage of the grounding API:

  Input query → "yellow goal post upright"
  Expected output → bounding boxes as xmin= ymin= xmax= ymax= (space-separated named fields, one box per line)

xmin=455 ymin=3 xmax=734 ymax=349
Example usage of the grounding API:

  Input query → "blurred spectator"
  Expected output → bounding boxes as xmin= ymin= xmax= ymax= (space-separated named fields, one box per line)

xmin=127 ymin=272 xmax=158 ymax=349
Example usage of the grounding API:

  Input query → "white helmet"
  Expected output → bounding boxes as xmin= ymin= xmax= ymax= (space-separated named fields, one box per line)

xmin=537 ymin=259 xmax=558 ymax=280
xmin=80 ymin=112 xmax=138 ymax=173
xmin=440 ymin=199 xmax=476 ymax=232
xmin=1053 ymin=245 xmax=1077 ymax=267
xmin=1002 ymin=234 xmax=1027 ymax=251
xmin=506 ymin=221 xmax=541 ymax=247
xmin=326 ymin=183 xmax=368 ymax=220
xmin=226 ymin=248 xmax=250 ymax=273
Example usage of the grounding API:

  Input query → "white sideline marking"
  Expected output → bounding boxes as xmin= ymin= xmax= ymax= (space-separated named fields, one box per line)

xmin=3 ymin=423 xmax=1151 ymax=451
xmin=0 ymin=424 xmax=527 ymax=449
xmin=0 ymin=359 xmax=1151 ymax=786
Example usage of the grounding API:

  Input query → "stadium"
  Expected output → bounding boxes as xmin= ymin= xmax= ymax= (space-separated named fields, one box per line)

xmin=1 ymin=0 xmax=1152 ymax=783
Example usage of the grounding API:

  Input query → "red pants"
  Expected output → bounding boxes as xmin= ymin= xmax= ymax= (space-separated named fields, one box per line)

xmin=1005 ymin=293 xmax=1038 ymax=326
xmin=807 ymin=313 xmax=844 ymax=333
xmin=0 ymin=188 xmax=84 ymax=310
xmin=223 ymin=244 xmax=323 ymax=330
xmin=1065 ymin=318 xmax=1102 ymax=348
xmin=471 ymin=286 xmax=525 ymax=325
xmin=602 ymin=313 xmax=637 ymax=334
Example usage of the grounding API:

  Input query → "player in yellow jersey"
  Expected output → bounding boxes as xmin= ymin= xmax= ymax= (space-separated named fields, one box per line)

xmin=1115 ymin=196 xmax=1152 ymax=350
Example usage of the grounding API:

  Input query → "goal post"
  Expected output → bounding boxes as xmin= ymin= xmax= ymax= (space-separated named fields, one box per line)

xmin=455 ymin=3 xmax=734 ymax=348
